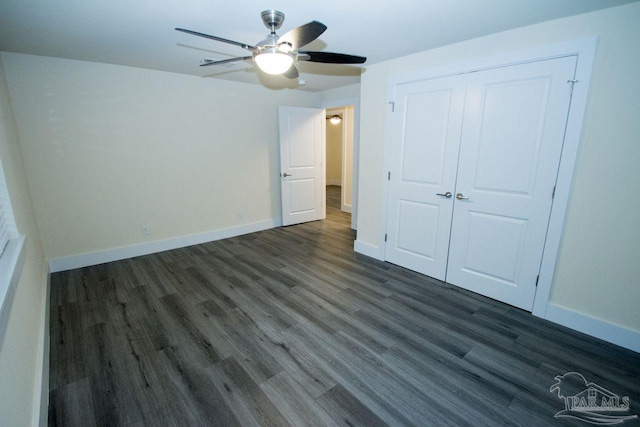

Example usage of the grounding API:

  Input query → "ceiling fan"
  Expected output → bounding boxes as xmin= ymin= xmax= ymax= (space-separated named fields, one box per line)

xmin=176 ymin=10 xmax=366 ymax=79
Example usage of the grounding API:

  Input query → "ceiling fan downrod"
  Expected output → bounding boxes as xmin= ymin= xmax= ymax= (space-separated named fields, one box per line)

xmin=261 ymin=10 xmax=285 ymax=34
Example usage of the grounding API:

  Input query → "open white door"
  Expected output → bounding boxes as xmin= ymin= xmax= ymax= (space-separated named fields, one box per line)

xmin=279 ymin=106 xmax=326 ymax=226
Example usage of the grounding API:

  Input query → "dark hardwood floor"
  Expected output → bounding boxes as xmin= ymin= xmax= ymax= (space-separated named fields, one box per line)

xmin=49 ymin=186 xmax=640 ymax=426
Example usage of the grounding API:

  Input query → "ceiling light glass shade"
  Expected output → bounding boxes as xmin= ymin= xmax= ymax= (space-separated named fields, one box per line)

xmin=329 ymin=115 xmax=342 ymax=124
xmin=255 ymin=50 xmax=294 ymax=75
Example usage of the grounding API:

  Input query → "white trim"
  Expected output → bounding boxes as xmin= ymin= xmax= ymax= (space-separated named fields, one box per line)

xmin=49 ymin=218 xmax=282 ymax=272
xmin=354 ymin=239 xmax=384 ymax=260
xmin=382 ymin=37 xmax=597 ymax=317
xmin=379 ymin=75 xmax=398 ymax=261
xmin=545 ymin=303 xmax=640 ymax=353
xmin=531 ymin=39 xmax=597 ymax=317
xmin=34 ymin=268 xmax=51 ymax=427
xmin=321 ymin=97 xmax=358 ymax=111
xmin=339 ymin=107 xmax=350 ymax=214
xmin=0 ymin=236 xmax=26 ymax=350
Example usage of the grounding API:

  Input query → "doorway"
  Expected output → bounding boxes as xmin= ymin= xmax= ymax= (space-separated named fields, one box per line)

xmin=325 ymin=106 xmax=355 ymax=222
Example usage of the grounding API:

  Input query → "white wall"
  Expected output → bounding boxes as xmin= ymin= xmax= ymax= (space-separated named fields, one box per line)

xmin=356 ymin=3 xmax=640 ymax=335
xmin=2 ymin=53 xmax=318 ymax=265
xmin=319 ymin=84 xmax=361 ymax=104
xmin=0 ymin=55 xmax=49 ymax=427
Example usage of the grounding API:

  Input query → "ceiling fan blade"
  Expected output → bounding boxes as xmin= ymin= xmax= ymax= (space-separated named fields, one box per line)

xmin=277 ymin=21 xmax=327 ymax=50
xmin=283 ymin=65 xmax=299 ymax=79
xmin=200 ymin=56 xmax=252 ymax=67
xmin=298 ymin=51 xmax=367 ymax=64
xmin=175 ymin=28 xmax=256 ymax=51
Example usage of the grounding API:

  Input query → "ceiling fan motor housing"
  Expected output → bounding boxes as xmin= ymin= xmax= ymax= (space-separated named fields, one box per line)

xmin=255 ymin=12 xmax=293 ymax=57
xmin=261 ymin=10 xmax=285 ymax=31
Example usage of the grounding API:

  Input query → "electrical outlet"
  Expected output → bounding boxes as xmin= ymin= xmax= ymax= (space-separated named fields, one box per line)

xmin=141 ymin=225 xmax=151 ymax=236
xmin=236 ymin=211 xmax=244 ymax=221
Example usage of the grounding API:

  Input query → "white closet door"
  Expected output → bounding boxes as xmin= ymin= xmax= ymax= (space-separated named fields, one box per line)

xmin=385 ymin=75 xmax=466 ymax=279
xmin=446 ymin=56 xmax=577 ymax=310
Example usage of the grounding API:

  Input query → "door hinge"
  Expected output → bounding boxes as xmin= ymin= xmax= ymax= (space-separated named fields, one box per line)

xmin=384 ymin=233 xmax=388 ymax=242
xmin=535 ymin=275 xmax=539 ymax=287
xmin=388 ymin=101 xmax=395 ymax=112
xmin=388 ymin=171 xmax=391 ymax=181
xmin=567 ymin=79 xmax=578 ymax=96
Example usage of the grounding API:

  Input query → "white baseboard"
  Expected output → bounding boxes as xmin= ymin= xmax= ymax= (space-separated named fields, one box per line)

xmin=49 ymin=219 xmax=282 ymax=273
xmin=34 ymin=268 xmax=51 ymax=427
xmin=354 ymin=239 xmax=384 ymax=260
xmin=545 ymin=303 xmax=640 ymax=353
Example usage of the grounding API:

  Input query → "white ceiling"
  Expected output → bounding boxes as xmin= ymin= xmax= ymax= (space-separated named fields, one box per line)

xmin=0 ymin=0 xmax=637 ymax=92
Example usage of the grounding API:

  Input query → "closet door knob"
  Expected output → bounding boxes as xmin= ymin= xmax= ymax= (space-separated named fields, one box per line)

xmin=456 ymin=193 xmax=469 ymax=200
xmin=436 ymin=192 xmax=452 ymax=198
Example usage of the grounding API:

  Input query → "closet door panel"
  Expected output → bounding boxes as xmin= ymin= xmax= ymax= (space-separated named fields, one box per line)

xmin=385 ymin=75 xmax=466 ymax=279
xmin=446 ymin=56 xmax=577 ymax=310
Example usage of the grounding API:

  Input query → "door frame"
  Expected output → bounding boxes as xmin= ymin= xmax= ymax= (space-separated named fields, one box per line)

xmin=380 ymin=37 xmax=596 ymax=317
xmin=325 ymin=106 xmax=354 ymax=213
xmin=322 ymin=97 xmax=360 ymax=230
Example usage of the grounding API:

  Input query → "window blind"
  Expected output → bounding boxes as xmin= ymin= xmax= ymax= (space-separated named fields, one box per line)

xmin=0 ymin=171 xmax=14 ymax=257
xmin=0 ymin=205 xmax=8 ymax=257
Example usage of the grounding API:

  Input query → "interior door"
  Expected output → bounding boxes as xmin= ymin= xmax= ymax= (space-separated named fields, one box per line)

xmin=385 ymin=75 xmax=466 ymax=280
xmin=446 ymin=56 xmax=577 ymax=310
xmin=279 ymin=106 xmax=326 ymax=226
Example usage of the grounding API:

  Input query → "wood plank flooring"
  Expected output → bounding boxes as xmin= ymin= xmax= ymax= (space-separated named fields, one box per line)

xmin=49 ymin=186 xmax=640 ymax=426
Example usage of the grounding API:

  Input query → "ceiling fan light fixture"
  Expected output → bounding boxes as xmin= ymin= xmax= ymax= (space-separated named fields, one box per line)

xmin=254 ymin=49 xmax=294 ymax=75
